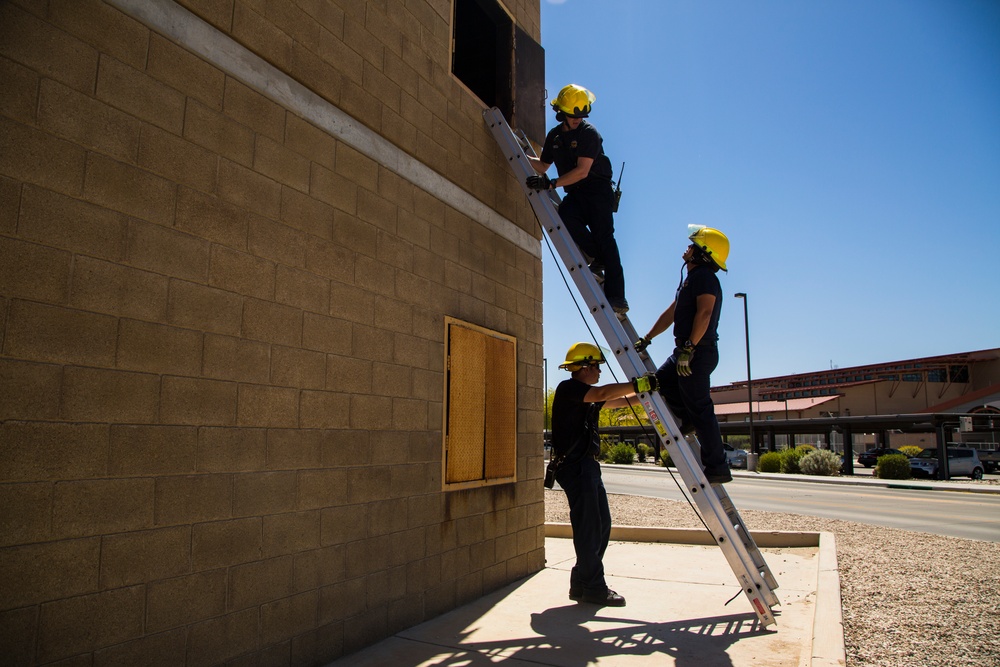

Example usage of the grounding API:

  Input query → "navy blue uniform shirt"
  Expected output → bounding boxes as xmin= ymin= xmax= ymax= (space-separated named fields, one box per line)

xmin=673 ymin=265 xmax=722 ymax=346
xmin=539 ymin=120 xmax=613 ymax=190
xmin=552 ymin=377 xmax=605 ymax=463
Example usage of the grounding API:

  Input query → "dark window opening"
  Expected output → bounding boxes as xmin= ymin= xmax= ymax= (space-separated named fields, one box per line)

xmin=452 ymin=0 xmax=545 ymax=144
xmin=949 ymin=365 xmax=969 ymax=383
xmin=453 ymin=0 xmax=513 ymax=115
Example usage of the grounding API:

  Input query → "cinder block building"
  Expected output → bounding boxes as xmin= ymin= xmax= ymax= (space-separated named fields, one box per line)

xmin=0 ymin=0 xmax=548 ymax=663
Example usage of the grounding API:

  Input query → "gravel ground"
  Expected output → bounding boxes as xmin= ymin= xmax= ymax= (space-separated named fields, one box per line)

xmin=545 ymin=488 xmax=1000 ymax=667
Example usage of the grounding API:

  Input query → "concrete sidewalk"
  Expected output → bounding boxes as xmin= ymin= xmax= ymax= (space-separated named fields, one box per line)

xmin=327 ymin=467 xmax=993 ymax=665
xmin=328 ymin=528 xmax=844 ymax=666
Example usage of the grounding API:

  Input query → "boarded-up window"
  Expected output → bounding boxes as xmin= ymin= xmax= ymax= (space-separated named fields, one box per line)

xmin=444 ymin=318 xmax=517 ymax=489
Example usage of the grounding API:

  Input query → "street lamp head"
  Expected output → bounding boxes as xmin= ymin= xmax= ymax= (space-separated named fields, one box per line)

xmin=735 ymin=292 xmax=746 ymax=299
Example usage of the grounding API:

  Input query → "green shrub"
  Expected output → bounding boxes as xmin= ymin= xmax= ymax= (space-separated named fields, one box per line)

xmin=728 ymin=435 xmax=750 ymax=450
xmin=899 ymin=446 xmax=923 ymax=458
xmin=874 ymin=453 xmax=911 ymax=479
xmin=799 ymin=449 xmax=842 ymax=476
xmin=636 ymin=443 xmax=652 ymax=462
xmin=607 ymin=443 xmax=636 ymax=465
xmin=659 ymin=448 xmax=674 ymax=467
xmin=599 ymin=440 xmax=612 ymax=461
xmin=780 ymin=446 xmax=811 ymax=474
xmin=758 ymin=451 xmax=782 ymax=472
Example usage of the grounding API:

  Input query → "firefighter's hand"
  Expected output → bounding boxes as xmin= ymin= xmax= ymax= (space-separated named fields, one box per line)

xmin=675 ymin=346 xmax=695 ymax=377
xmin=631 ymin=372 xmax=658 ymax=394
xmin=634 ymin=336 xmax=652 ymax=354
xmin=525 ymin=174 xmax=551 ymax=191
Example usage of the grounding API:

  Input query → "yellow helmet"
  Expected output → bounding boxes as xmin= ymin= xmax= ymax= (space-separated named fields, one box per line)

xmin=550 ymin=84 xmax=596 ymax=118
xmin=687 ymin=225 xmax=730 ymax=271
xmin=559 ymin=342 xmax=605 ymax=370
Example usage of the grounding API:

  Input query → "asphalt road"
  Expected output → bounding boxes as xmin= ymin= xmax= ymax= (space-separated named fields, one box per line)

xmin=599 ymin=465 xmax=1000 ymax=542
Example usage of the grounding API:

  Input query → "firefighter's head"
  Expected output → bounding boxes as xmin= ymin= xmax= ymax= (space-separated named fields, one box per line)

xmin=551 ymin=84 xmax=596 ymax=122
xmin=686 ymin=225 xmax=729 ymax=272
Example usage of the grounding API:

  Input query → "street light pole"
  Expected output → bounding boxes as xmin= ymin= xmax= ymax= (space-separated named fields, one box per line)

xmin=734 ymin=293 xmax=755 ymax=455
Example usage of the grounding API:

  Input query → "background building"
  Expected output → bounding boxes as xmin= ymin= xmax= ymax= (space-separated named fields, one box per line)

xmin=0 ymin=0 xmax=546 ymax=663
xmin=592 ymin=349 xmax=1000 ymax=455
xmin=712 ymin=348 xmax=1000 ymax=449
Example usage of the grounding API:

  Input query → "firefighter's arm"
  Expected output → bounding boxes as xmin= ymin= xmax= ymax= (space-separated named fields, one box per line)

xmin=584 ymin=381 xmax=634 ymax=404
xmin=638 ymin=302 xmax=677 ymax=349
xmin=526 ymin=156 xmax=551 ymax=175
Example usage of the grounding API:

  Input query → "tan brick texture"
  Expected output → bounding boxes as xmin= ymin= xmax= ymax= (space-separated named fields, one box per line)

xmin=0 ymin=0 xmax=545 ymax=664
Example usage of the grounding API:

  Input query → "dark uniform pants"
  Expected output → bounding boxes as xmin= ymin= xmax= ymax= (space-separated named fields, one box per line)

xmin=558 ymin=184 xmax=625 ymax=303
xmin=655 ymin=345 xmax=727 ymax=471
xmin=555 ymin=457 xmax=611 ymax=594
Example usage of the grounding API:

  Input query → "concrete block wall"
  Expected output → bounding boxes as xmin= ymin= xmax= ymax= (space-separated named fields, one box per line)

xmin=0 ymin=0 xmax=546 ymax=664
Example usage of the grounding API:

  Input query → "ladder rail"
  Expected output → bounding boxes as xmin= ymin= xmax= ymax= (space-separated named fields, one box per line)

xmin=487 ymin=107 xmax=780 ymax=625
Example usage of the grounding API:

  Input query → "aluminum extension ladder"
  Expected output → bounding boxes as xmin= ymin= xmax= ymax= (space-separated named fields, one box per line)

xmin=484 ymin=107 xmax=780 ymax=627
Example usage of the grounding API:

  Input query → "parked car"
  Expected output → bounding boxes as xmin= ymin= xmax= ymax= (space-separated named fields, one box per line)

xmin=973 ymin=446 xmax=1000 ymax=473
xmin=857 ymin=447 xmax=906 ymax=468
xmin=724 ymin=443 xmax=748 ymax=469
xmin=910 ymin=447 xmax=985 ymax=480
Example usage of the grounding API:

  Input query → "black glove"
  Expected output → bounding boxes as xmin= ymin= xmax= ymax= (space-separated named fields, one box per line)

xmin=526 ymin=174 xmax=552 ymax=191
xmin=631 ymin=372 xmax=658 ymax=394
xmin=634 ymin=336 xmax=652 ymax=354
xmin=675 ymin=345 xmax=695 ymax=377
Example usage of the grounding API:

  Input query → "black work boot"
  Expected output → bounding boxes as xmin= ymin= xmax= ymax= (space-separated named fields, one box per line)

xmin=608 ymin=298 xmax=629 ymax=316
xmin=704 ymin=466 xmax=733 ymax=485
xmin=572 ymin=588 xmax=626 ymax=607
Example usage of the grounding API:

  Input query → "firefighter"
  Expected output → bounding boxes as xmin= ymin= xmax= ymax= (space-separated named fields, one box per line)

xmin=550 ymin=342 xmax=650 ymax=606
xmin=635 ymin=226 xmax=732 ymax=484
xmin=526 ymin=84 xmax=628 ymax=315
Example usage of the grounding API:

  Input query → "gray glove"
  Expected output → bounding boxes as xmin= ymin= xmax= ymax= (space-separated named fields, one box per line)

xmin=675 ymin=346 xmax=695 ymax=377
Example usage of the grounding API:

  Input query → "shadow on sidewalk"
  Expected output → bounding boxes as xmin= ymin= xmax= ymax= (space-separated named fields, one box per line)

xmin=410 ymin=603 xmax=773 ymax=666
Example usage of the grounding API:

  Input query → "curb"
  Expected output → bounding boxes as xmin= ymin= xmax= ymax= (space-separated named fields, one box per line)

xmin=546 ymin=522 xmax=820 ymax=547
xmin=545 ymin=522 xmax=846 ymax=667
xmin=735 ymin=471 xmax=1000 ymax=494
xmin=600 ymin=463 xmax=1000 ymax=494
xmin=812 ymin=531 xmax=847 ymax=667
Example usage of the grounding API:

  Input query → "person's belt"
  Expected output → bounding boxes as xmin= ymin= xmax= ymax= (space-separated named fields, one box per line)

xmin=565 ymin=176 xmax=612 ymax=193
xmin=675 ymin=339 xmax=718 ymax=348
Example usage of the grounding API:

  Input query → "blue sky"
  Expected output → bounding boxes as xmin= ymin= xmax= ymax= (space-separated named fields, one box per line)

xmin=536 ymin=0 xmax=1000 ymax=389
